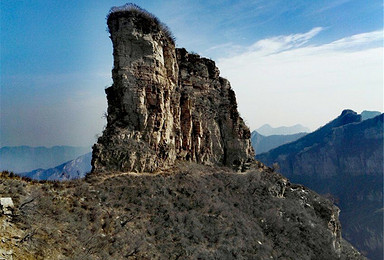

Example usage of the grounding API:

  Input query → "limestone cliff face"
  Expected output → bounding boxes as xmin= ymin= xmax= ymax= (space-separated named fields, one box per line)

xmin=92 ymin=7 xmax=254 ymax=173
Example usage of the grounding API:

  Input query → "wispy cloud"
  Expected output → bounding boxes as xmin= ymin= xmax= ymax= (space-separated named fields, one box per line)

xmin=314 ymin=0 xmax=352 ymax=13
xmin=217 ymin=29 xmax=383 ymax=131
xmin=205 ymin=27 xmax=324 ymax=59
xmin=247 ymin=27 xmax=323 ymax=55
xmin=322 ymin=31 xmax=383 ymax=50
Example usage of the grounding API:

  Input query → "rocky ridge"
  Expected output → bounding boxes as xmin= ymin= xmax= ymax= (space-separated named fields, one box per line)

xmin=256 ymin=110 xmax=383 ymax=178
xmin=256 ymin=110 xmax=383 ymax=259
xmin=0 ymin=146 xmax=90 ymax=173
xmin=92 ymin=5 xmax=254 ymax=173
xmin=0 ymin=168 xmax=364 ymax=259
xmin=19 ymin=153 xmax=92 ymax=181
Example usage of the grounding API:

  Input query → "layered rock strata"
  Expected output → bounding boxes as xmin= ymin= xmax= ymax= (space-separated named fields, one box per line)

xmin=92 ymin=6 xmax=254 ymax=173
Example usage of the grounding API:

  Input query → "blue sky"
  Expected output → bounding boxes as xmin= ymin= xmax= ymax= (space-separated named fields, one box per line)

xmin=1 ymin=0 xmax=383 ymax=146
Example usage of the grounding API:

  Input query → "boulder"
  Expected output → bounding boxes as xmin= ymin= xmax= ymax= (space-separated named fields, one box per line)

xmin=0 ymin=197 xmax=14 ymax=215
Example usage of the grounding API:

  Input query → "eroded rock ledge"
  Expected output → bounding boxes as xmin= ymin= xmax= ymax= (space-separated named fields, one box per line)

xmin=92 ymin=6 xmax=254 ymax=173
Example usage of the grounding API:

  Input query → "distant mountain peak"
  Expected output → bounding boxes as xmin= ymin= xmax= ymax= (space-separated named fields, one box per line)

xmin=335 ymin=109 xmax=382 ymax=125
xmin=340 ymin=109 xmax=356 ymax=116
xmin=361 ymin=110 xmax=381 ymax=121
xmin=0 ymin=146 xmax=91 ymax=173
xmin=332 ymin=109 xmax=361 ymax=128
xmin=256 ymin=110 xmax=383 ymax=259
xmin=256 ymin=124 xmax=310 ymax=136
xmin=19 ymin=153 xmax=92 ymax=181
xmin=251 ymin=131 xmax=307 ymax=155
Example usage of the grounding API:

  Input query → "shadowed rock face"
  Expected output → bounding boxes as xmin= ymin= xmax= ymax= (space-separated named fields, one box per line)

xmin=257 ymin=110 xmax=383 ymax=259
xmin=256 ymin=110 xmax=383 ymax=179
xmin=92 ymin=8 xmax=254 ymax=173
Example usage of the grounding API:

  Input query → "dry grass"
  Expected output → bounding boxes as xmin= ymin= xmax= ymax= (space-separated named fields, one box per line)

xmin=0 ymin=164 xmax=364 ymax=259
xmin=107 ymin=3 xmax=175 ymax=44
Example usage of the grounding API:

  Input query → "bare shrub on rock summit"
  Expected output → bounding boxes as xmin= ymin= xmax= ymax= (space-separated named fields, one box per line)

xmin=107 ymin=3 xmax=175 ymax=44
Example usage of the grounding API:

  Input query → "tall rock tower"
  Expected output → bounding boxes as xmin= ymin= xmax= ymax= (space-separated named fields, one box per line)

xmin=92 ymin=4 xmax=254 ymax=173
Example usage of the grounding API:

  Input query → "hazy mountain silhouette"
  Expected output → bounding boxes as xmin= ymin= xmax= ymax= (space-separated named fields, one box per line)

xmin=19 ymin=153 xmax=92 ymax=181
xmin=251 ymin=131 xmax=307 ymax=155
xmin=0 ymin=146 xmax=90 ymax=173
xmin=256 ymin=124 xmax=310 ymax=136
xmin=361 ymin=110 xmax=381 ymax=121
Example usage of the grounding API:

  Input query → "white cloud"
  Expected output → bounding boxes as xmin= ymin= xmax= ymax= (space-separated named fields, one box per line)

xmin=203 ymin=27 xmax=324 ymax=59
xmin=217 ymin=29 xmax=383 ymax=131
xmin=323 ymin=31 xmax=383 ymax=50
xmin=248 ymin=27 xmax=323 ymax=54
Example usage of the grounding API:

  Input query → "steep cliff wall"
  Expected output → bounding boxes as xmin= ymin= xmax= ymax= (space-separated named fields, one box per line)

xmin=92 ymin=6 xmax=254 ymax=173
xmin=256 ymin=110 xmax=383 ymax=179
xmin=257 ymin=110 xmax=383 ymax=259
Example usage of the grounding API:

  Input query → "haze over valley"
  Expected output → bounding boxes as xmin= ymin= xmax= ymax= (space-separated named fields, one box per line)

xmin=1 ymin=0 xmax=382 ymax=147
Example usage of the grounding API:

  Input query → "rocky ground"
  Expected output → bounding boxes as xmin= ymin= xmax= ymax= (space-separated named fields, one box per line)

xmin=0 ymin=165 xmax=364 ymax=260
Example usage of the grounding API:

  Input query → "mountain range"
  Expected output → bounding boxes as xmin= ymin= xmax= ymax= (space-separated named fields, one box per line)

xmin=256 ymin=110 xmax=383 ymax=260
xmin=251 ymin=131 xmax=307 ymax=155
xmin=18 ymin=153 xmax=92 ymax=181
xmin=256 ymin=124 xmax=310 ymax=136
xmin=0 ymin=146 xmax=90 ymax=173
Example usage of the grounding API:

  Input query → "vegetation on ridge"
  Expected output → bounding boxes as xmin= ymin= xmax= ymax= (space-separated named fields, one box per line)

xmin=107 ymin=3 xmax=175 ymax=44
xmin=0 ymin=164 xmax=363 ymax=259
